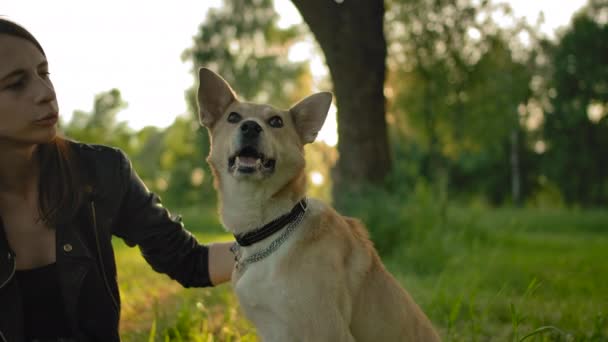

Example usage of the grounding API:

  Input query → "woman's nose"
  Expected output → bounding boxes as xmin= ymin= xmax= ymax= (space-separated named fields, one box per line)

xmin=34 ymin=76 xmax=56 ymax=105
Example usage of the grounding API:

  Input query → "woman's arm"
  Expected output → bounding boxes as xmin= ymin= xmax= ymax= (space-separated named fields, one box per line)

xmin=111 ymin=149 xmax=229 ymax=288
xmin=208 ymin=242 xmax=235 ymax=285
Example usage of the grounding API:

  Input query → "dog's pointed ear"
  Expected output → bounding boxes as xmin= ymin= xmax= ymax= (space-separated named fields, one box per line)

xmin=197 ymin=68 xmax=237 ymax=128
xmin=289 ymin=92 xmax=332 ymax=144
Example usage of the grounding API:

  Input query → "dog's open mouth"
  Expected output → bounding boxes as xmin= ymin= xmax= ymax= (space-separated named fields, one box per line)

xmin=228 ymin=146 xmax=276 ymax=175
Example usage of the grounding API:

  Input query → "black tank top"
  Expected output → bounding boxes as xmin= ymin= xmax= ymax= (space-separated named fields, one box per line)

xmin=15 ymin=263 xmax=73 ymax=341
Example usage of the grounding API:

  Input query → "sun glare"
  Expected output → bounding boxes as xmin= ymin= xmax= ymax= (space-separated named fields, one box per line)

xmin=310 ymin=171 xmax=325 ymax=186
xmin=275 ymin=0 xmax=302 ymax=29
xmin=587 ymin=103 xmax=606 ymax=123
xmin=286 ymin=40 xmax=337 ymax=146
xmin=317 ymin=104 xmax=338 ymax=147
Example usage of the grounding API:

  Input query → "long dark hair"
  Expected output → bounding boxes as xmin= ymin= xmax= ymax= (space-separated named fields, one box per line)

xmin=1 ymin=18 xmax=84 ymax=226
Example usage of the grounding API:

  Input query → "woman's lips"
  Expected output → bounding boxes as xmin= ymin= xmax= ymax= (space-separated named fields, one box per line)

xmin=34 ymin=113 xmax=59 ymax=126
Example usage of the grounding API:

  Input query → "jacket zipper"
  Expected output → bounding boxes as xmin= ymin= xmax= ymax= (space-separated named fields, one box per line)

xmin=0 ymin=253 xmax=14 ymax=342
xmin=0 ymin=252 xmax=15 ymax=290
xmin=90 ymin=201 xmax=120 ymax=312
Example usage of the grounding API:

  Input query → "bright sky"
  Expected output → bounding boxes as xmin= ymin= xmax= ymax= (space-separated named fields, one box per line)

xmin=3 ymin=0 xmax=587 ymax=146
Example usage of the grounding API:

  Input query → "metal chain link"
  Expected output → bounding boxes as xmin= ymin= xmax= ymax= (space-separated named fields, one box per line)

xmin=231 ymin=201 xmax=308 ymax=271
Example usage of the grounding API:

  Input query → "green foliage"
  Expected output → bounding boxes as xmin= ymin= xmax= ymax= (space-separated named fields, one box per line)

xmin=63 ymin=0 xmax=607 ymax=210
xmin=56 ymin=0 xmax=608 ymax=236
xmin=182 ymin=0 xmax=311 ymax=109
xmin=385 ymin=0 xmax=536 ymax=205
xmin=62 ymin=88 xmax=135 ymax=154
xmin=541 ymin=4 xmax=608 ymax=206
xmin=388 ymin=0 xmax=519 ymax=153
xmin=156 ymin=117 xmax=212 ymax=208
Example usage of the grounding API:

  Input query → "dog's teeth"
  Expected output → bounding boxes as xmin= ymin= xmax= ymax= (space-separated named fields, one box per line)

xmin=237 ymin=156 xmax=258 ymax=167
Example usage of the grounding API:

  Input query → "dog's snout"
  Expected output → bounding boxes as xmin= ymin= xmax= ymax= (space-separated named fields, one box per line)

xmin=241 ymin=120 xmax=263 ymax=139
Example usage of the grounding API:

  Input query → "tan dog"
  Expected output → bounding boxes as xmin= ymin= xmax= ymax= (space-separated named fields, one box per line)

xmin=197 ymin=68 xmax=441 ymax=342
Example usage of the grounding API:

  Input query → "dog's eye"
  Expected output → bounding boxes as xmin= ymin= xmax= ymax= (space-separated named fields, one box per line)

xmin=268 ymin=116 xmax=283 ymax=128
xmin=227 ymin=112 xmax=242 ymax=123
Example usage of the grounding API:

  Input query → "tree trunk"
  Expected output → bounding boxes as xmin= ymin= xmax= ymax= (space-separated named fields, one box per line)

xmin=290 ymin=0 xmax=391 ymax=203
xmin=510 ymin=128 xmax=521 ymax=206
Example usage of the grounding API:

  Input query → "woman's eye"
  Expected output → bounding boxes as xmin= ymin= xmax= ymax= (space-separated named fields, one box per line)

xmin=6 ymin=79 xmax=25 ymax=91
xmin=227 ymin=112 xmax=242 ymax=123
xmin=268 ymin=116 xmax=283 ymax=128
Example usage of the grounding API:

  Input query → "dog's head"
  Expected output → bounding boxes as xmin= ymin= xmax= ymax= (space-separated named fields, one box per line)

xmin=197 ymin=68 xmax=332 ymax=198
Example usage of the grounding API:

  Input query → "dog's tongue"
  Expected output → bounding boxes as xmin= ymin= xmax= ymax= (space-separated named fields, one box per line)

xmin=238 ymin=156 xmax=258 ymax=167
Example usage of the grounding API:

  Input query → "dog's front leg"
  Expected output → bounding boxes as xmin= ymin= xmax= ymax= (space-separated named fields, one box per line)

xmin=299 ymin=315 xmax=356 ymax=342
xmin=257 ymin=317 xmax=356 ymax=342
xmin=262 ymin=303 xmax=355 ymax=342
xmin=252 ymin=293 xmax=355 ymax=342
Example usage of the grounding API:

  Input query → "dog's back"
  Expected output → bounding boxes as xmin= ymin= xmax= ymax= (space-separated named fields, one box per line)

xmin=345 ymin=217 xmax=440 ymax=341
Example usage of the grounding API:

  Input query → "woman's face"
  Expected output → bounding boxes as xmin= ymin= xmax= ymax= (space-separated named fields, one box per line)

xmin=0 ymin=34 xmax=59 ymax=146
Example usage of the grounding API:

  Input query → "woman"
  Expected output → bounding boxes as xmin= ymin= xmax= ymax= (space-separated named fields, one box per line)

xmin=0 ymin=18 xmax=234 ymax=342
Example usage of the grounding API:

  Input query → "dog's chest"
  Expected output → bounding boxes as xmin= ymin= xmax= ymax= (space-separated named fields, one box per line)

xmin=232 ymin=234 xmax=302 ymax=323
xmin=234 ymin=263 xmax=301 ymax=339
xmin=233 ymin=245 xmax=291 ymax=306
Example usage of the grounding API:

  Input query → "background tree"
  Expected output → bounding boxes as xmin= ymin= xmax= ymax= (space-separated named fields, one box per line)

xmin=541 ymin=2 xmax=608 ymax=206
xmin=289 ymin=0 xmax=392 ymax=206
xmin=61 ymin=0 xmax=608 ymax=212
xmin=183 ymin=0 xmax=311 ymax=109
xmin=63 ymin=88 xmax=134 ymax=155
xmin=385 ymin=0 xmax=534 ymax=207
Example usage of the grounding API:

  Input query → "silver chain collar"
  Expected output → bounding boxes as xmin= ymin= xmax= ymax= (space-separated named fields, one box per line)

xmin=230 ymin=200 xmax=308 ymax=272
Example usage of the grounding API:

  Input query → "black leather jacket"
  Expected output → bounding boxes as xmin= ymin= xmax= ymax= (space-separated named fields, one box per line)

xmin=0 ymin=142 xmax=212 ymax=341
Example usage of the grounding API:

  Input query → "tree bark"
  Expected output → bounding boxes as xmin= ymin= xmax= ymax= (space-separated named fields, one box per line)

xmin=290 ymin=0 xmax=391 ymax=202
xmin=510 ymin=128 xmax=521 ymax=206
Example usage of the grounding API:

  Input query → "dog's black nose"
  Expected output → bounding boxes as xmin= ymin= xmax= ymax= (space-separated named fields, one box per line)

xmin=241 ymin=120 xmax=263 ymax=140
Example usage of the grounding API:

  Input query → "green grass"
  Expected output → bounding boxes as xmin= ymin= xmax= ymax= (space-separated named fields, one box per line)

xmin=115 ymin=206 xmax=608 ymax=341
xmin=115 ymin=232 xmax=257 ymax=341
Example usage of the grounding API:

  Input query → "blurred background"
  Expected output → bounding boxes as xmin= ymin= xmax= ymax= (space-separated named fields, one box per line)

xmin=6 ymin=0 xmax=606 ymax=210
xmin=5 ymin=0 xmax=608 ymax=340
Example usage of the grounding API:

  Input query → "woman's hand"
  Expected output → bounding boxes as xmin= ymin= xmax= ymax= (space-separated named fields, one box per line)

xmin=208 ymin=242 xmax=236 ymax=285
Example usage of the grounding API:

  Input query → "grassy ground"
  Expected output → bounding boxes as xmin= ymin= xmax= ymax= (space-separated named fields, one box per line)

xmin=116 ymin=206 xmax=608 ymax=341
